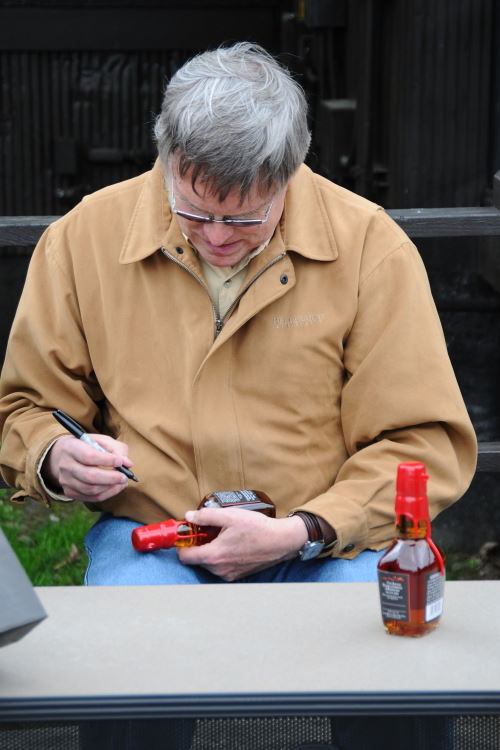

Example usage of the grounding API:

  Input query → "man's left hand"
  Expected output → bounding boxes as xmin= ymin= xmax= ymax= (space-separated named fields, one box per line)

xmin=177 ymin=507 xmax=309 ymax=581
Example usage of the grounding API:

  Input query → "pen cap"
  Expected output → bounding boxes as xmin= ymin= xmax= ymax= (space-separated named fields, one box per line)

xmin=132 ymin=520 xmax=181 ymax=551
xmin=395 ymin=461 xmax=430 ymax=525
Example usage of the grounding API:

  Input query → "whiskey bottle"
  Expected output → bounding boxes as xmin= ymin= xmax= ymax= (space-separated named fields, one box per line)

xmin=377 ymin=462 xmax=445 ymax=637
xmin=131 ymin=489 xmax=275 ymax=552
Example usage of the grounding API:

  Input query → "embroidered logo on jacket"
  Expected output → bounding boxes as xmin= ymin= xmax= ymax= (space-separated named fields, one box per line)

xmin=273 ymin=313 xmax=325 ymax=328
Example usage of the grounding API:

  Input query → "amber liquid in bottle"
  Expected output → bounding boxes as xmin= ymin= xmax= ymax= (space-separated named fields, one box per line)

xmin=168 ymin=522 xmax=215 ymax=547
xmin=377 ymin=463 xmax=445 ymax=637
xmin=132 ymin=490 xmax=275 ymax=551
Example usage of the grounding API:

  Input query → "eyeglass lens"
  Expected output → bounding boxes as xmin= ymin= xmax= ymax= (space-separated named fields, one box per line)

xmin=174 ymin=210 xmax=264 ymax=226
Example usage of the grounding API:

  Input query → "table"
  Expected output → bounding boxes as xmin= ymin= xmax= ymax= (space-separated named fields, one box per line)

xmin=0 ymin=581 xmax=499 ymax=721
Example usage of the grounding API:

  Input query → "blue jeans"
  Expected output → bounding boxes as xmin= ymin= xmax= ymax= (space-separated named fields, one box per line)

xmin=84 ymin=513 xmax=384 ymax=585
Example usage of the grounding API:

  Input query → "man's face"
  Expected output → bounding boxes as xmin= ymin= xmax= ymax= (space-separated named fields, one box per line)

xmin=169 ymin=166 xmax=286 ymax=268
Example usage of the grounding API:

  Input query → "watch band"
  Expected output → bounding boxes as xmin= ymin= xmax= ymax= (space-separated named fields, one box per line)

xmin=288 ymin=511 xmax=325 ymax=560
xmin=291 ymin=511 xmax=323 ymax=541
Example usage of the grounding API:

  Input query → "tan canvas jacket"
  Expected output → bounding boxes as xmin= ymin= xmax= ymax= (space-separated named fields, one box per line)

xmin=0 ymin=161 xmax=477 ymax=558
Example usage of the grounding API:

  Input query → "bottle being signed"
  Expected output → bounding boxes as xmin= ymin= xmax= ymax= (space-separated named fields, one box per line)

xmin=131 ymin=490 xmax=275 ymax=552
xmin=377 ymin=462 xmax=445 ymax=637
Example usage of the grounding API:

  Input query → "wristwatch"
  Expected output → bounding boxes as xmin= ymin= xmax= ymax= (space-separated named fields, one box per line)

xmin=288 ymin=511 xmax=325 ymax=560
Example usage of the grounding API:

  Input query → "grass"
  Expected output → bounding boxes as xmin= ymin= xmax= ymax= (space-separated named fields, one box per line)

xmin=0 ymin=487 xmax=95 ymax=585
xmin=445 ymin=550 xmax=482 ymax=580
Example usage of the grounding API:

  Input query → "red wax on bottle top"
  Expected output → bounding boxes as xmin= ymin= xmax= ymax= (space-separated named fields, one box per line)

xmin=395 ymin=461 xmax=430 ymax=525
xmin=394 ymin=462 xmax=444 ymax=574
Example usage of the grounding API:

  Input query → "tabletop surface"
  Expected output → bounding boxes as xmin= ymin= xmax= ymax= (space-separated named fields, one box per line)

xmin=1 ymin=581 xmax=499 ymax=719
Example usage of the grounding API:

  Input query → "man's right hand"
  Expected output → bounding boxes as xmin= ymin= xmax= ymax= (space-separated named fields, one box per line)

xmin=42 ymin=435 xmax=133 ymax=502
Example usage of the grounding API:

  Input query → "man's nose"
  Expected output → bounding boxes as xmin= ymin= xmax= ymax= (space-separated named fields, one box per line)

xmin=201 ymin=221 xmax=235 ymax=245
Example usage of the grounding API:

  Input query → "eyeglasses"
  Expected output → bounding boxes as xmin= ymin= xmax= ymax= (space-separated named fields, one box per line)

xmin=169 ymin=178 xmax=274 ymax=227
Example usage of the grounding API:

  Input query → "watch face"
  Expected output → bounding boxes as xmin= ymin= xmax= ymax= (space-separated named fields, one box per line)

xmin=299 ymin=540 xmax=324 ymax=561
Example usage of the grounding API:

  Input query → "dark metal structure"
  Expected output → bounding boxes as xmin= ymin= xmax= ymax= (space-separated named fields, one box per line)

xmin=1 ymin=1 xmax=498 ymax=214
xmin=0 ymin=1 xmax=283 ymax=215
xmin=284 ymin=0 xmax=499 ymax=209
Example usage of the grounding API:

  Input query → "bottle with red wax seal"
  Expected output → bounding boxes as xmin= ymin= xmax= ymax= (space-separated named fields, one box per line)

xmin=377 ymin=462 xmax=446 ymax=637
xmin=131 ymin=490 xmax=275 ymax=552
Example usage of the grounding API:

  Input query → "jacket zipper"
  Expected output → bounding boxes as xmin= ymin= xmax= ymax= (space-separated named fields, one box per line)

xmin=161 ymin=247 xmax=222 ymax=337
xmin=161 ymin=247 xmax=287 ymax=340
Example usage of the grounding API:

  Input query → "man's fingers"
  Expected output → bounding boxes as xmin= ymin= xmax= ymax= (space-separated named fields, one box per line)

xmin=46 ymin=434 xmax=132 ymax=501
xmin=59 ymin=464 xmax=127 ymax=497
xmin=62 ymin=435 xmax=131 ymax=470
xmin=62 ymin=480 xmax=127 ymax=503
xmin=178 ymin=514 xmax=309 ymax=582
xmin=85 ymin=434 xmax=133 ymax=467
xmin=64 ymin=463 xmax=128 ymax=487
xmin=184 ymin=507 xmax=239 ymax=527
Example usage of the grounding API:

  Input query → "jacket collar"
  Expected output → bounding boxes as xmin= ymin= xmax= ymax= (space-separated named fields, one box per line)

xmin=281 ymin=164 xmax=338 ymax=261
xmin=119 ymin=160 xmax=338 ymax=265
xmin=119 ymin=159 xmax=176 ymax=264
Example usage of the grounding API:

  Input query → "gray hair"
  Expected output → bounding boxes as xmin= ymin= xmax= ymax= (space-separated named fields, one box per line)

xmin=154 ymin=42 xmax=311 ymax=200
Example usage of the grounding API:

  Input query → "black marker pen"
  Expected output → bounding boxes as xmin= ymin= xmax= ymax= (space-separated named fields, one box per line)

xmin=52 ymin=409 xmax=138 ymax=482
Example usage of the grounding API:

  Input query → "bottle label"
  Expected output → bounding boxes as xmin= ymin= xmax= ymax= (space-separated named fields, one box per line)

xmin=378 ymin=572 xmax=409 ymax=621
xmin=425 ymin=571 xmax=444 ymax=622
xmin=211 ymin=490 xmax=257 ymax=505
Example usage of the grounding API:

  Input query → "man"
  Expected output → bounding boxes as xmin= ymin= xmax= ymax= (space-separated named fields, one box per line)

xmin=0 ymin=42 xmax=476 ymax=749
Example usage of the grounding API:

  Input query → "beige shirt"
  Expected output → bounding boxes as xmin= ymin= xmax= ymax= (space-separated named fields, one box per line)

xmin=189 ymin=236 xmax=271 ymax=319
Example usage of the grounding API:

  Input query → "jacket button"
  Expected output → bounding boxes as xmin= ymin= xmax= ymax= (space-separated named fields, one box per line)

xmin=280 ymin=274 xmax=288 ymax=285
xmin=176 ymin=247 xmax=184 ymax=254
xmin=341 ymin=544 xmax=355 ymax=553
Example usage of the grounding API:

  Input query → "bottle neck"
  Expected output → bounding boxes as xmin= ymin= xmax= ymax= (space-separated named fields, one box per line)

xmin=396 ymin=514 xmax=430 ymax=539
